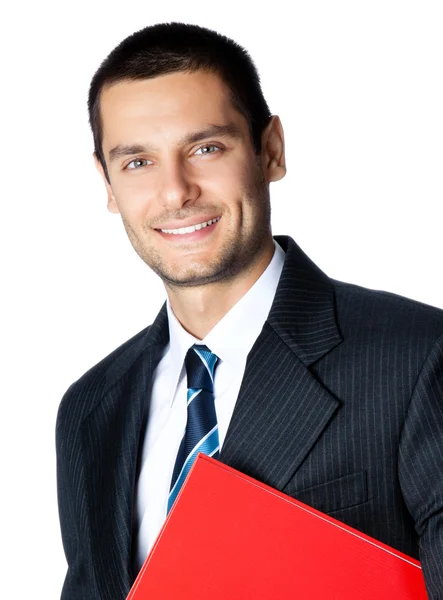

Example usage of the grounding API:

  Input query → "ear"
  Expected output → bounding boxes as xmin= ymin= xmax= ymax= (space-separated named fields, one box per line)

xmin=261 ymin=115 xmax=286 ymax=183
xmin=93 ymin=153 xmax=120 ymax=214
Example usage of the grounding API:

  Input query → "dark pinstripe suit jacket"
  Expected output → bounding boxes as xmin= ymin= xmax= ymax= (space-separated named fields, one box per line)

xmin=56 ymin=235 xmax=443 ymax=599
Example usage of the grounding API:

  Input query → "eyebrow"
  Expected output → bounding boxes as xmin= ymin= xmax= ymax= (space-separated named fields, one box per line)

xmin=107 ymin=123 xmax=243 ymax=163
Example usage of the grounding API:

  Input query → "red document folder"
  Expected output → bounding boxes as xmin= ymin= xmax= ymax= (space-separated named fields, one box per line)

xmin=128 ymin=455 xmax=428 ymax=599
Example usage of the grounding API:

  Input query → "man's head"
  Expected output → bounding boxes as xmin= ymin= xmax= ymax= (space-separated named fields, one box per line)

xmin=89 ymin=23 xmax=286 ymax=289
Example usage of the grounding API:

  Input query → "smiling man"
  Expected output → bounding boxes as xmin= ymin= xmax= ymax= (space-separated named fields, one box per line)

xmin=56 ymin=22 xmax=443 ymax=600
xmin=97 ymin=69 xmax=280 ymax=337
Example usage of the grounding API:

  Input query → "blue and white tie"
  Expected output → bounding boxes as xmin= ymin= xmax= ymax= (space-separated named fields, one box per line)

xmin=167 ymin=344 xmax=219 ymax=513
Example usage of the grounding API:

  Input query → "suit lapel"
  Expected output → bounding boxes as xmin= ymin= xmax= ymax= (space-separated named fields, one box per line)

xmin=81 ymin=305 xmax=169 ymax=600
xmin=220 ymin=236 xmax=343 ymax=490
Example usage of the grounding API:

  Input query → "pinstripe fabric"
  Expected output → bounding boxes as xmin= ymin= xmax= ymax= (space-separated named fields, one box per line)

xmin=56 ymin=236 xmax=443 ymax=600
xmin=56 ymin=308 xmax=169 ymax=600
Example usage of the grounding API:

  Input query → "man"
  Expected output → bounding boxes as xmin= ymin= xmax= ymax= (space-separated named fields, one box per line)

xmin=56 ymin=22 xmax=443 ymax=600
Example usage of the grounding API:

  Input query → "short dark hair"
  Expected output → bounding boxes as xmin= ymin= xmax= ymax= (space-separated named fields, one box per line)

xmin=88 ymin=22 xmax=272 ymax=182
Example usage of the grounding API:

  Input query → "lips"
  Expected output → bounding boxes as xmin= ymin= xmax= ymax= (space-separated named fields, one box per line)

xmin=159 ymin=216 xmax=221 ymax=235
xmin=156 ymin=216 xmax=221 ymax=241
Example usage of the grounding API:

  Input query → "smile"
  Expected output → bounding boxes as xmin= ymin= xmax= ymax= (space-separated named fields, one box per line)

xmin=160 ymin=217 xmax=221 ymax=235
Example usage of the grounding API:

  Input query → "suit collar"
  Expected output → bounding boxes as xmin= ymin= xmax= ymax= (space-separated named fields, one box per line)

xmin=269 ymin=235 xmax=343 ymax=365
xmin=220 ymin=235 xmax=343 ymax=491
xmin=102 ymin=303 xmax=169 ymax=395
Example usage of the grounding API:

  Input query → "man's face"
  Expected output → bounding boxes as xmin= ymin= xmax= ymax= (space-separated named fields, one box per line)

xmin=96 ymin=70 xmax=284 ymax=288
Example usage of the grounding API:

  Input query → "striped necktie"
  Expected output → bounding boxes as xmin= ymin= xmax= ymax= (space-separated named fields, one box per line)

xmin=167 ymin=344 xmax=219 ymax=513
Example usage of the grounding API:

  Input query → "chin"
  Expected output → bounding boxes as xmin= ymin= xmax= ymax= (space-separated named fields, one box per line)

xmin=159 ymin=269 xmax=225 ymax=288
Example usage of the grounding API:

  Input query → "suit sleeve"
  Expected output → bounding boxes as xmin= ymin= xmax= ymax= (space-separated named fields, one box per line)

xmin=56 ymin=386 xmax=99 ymax=600
xmin=399 ymin=332 xmax=443 ymax=600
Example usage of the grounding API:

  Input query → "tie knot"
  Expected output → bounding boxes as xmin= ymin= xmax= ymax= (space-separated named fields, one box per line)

xmin=185 ymin=344 xmax=218 ymax=392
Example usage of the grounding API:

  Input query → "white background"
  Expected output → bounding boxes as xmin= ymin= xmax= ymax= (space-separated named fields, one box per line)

xmin=1 ymin=1 xmax=442 ymax=597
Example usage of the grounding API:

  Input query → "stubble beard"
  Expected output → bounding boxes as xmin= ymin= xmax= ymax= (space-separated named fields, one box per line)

xmin=121 ymin=166 xmax=272 ymax=289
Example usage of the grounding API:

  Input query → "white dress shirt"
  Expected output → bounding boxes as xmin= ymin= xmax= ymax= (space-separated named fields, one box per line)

xmin=133 ymin=240 xmax=285 ymax=572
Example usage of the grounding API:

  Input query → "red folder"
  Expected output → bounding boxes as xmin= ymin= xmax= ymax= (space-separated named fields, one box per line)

xmin=128 ymin=455 xmax=428 ymax=599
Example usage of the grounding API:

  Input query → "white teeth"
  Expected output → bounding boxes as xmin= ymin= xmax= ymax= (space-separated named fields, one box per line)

xmin=161 ymin=217 xmax=220 ymax=235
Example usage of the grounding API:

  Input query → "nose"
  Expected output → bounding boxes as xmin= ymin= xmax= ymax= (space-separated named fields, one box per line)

xmin=159 ymin=156 xmax=200 ymax=209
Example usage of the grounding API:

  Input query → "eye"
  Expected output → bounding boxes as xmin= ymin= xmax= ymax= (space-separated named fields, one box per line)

xmin=194 ymin=145 xmax=221 ymax=156
xmin=125 ymin=158 xmax=152 ymax=170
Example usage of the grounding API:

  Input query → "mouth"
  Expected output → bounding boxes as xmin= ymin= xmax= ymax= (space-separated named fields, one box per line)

xmin=157 ymin=216 xmax=221 ymax=236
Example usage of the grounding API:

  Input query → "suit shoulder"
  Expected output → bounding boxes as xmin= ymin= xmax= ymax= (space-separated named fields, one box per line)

xmin=56 ymin=324 xmax=154 ymax=434
xmin=331 ymin=278 xmax=443 ymax=318
xmin=331 ymin=278 xmax=443 ymax=344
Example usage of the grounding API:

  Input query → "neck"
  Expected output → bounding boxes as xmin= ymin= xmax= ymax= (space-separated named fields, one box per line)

xmin=165 ymin=239 xmax=275 ymax=339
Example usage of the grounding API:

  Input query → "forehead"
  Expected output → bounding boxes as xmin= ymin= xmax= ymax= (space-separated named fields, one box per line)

xmin=99 ymin=71 xmax=247 ymax=151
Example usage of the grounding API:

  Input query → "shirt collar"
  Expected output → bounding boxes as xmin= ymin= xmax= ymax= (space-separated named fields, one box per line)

xmin=166 ymin=239 xmax=286 ymax=402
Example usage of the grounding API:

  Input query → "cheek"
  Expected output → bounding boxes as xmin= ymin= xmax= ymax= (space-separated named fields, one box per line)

xmin=112 ymin=182 xmax=156 ymax=221
xmin=201 ymin=158 xmax=252 ymax=200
